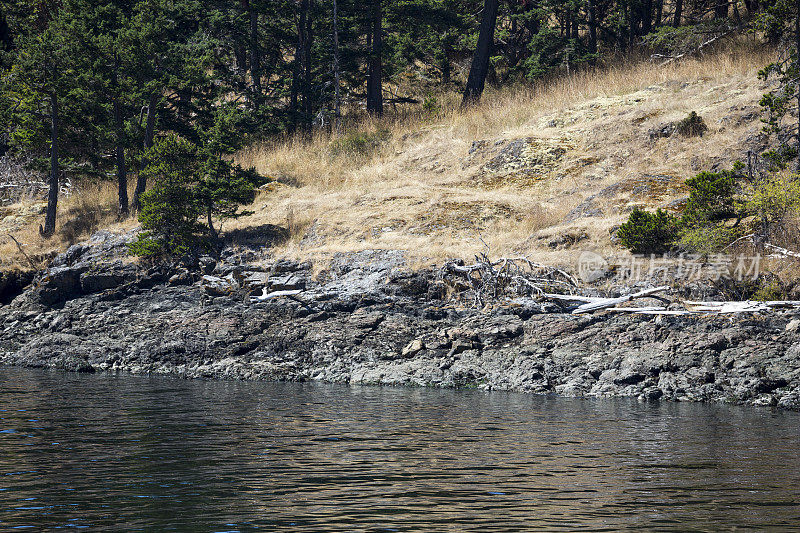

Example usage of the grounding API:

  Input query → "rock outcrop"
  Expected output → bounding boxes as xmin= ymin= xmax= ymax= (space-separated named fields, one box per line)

xmin=2 ymin=231 xmax=800 ymax=409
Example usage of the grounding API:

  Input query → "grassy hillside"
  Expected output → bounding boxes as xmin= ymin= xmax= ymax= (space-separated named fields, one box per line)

xmin=0 ymin=41 xmax=776 ymax=272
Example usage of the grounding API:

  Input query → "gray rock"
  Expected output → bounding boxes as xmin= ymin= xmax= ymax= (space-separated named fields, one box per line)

xmin=3 ymin=230 xmax=800 ymax=411
xmin=201 ymin=275 xmax=234 ymax=296
xmin=401 ymin=339 xmax=424 ymax=358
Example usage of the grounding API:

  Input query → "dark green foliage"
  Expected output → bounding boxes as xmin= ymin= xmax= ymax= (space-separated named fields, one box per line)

xmin=128 ymin=135 xmax=205 ymax=258
xmin=674 ymin=165 xmax=744 ymax=254
xmin=675 ymin=111 xmax=707 ymax=137
xmin=756 ymin=0 xmax=800 ymax=169
xmin=681 ymin=165 xmax=742 ymax=226
xmin=617 ymin=208 xmax=679 ymax=254
xmin=129 ymin=130 xmax=266 ymax=259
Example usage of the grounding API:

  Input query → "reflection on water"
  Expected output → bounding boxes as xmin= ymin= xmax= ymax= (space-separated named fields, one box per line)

xmin=0 ymin=366 xmax=799 ymax=531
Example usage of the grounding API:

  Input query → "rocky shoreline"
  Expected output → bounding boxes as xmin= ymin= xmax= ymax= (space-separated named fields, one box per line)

xmin=2 ymin=230 xmax=800 ymax=409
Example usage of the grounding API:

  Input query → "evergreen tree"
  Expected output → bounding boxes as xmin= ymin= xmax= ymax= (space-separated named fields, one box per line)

xmin=462 ymin=0 xmax=499 ymax=106
xmin=1 ymin=2 xmax=74 ymax=235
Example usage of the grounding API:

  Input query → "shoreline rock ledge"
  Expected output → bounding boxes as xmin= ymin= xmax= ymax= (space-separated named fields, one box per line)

xmin=1 ymin=231 xmax=800 ymax=409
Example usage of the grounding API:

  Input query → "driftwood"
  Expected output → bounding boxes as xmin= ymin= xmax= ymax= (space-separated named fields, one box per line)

xmin=542 ymin=293 xmax=604 ymax=304
xmin=541 ymin=285 xmax=800 ymax=316
xmin=571 ymin=286 xmax=671 ymax=314
xmin=686 ymin=300 xmax=800 ymax=313
xmin=764 ymin=242 xmax=800 ymax=259
xmin=440 ymin=254 xmax=577 ymax=307
xmin=250 ymin=288 xmax=303 ymax=303
xmin=607 ymin=307 xmax=697 ymax=315
xmin=722 ymin=234 xmax=800 ymax=260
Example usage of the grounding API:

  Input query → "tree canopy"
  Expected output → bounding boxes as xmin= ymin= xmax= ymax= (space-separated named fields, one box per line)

xmin=0 ymin=0 xmax=794 ymax=238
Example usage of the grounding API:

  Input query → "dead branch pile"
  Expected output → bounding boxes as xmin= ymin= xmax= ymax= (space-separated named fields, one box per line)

xmin=0 ymin=156 xmax=49 ymax=206
xmin=439 ymin=254 xmax=578 ymax=307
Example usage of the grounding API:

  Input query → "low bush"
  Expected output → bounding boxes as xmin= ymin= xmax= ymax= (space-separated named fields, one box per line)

xmin=675 ymin=111 xmax=708 ymax=137
xmin=617 ymin=208 xmax=679 ymax=254
xmin=329 ymin=129 xmax=390 ymax=158
xmin=681 ymin=166 xmax=741 ymax=226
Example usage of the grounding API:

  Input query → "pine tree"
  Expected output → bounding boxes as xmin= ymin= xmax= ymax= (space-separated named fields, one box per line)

xmin=1 ymin=2 xmax=74 ymax=236
xmin=462 ymin=0 xmax=499 ymax=106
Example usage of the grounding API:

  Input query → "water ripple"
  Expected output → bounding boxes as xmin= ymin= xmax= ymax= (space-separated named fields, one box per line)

xmin=0 ymin=367 xmax=799 ymax=531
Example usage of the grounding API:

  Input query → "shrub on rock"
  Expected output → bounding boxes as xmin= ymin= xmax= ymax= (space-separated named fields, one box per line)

xmin=129 ymin=132 xmax=265 ymax=260
xmin=675 ymin=111 xmax=708 ymax=137
xmin=617 ymin=208 xmax=679 ymax=254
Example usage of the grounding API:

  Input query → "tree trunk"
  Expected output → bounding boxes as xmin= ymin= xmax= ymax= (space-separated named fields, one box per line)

xmin=461 ymin=0 xmax=499 ymax=107
xmin=673 ymin=0 xmax=683 ymax=26
xmin=714 ymin=0 xmax=728 ymax=18
xmin=114 ymin=97 xmax=128 ymax=217
xmin=642 ymin=0 xmax=653 ymax=34
xmin=248 ymin=1 xmax=262 ymax=109
xmin=289 ymin=0 xmax=309 ymax=133
xmin=628 ymin=1 xmax=636 ymax=44
xmin=0 ymin=11 xmax=11 ymax=52
xmin=42 ymin=92 xmax=59 ymax=237
xmin=571 ymin=10 xmax=579 ymax=40
xmin=132 ymin=92 xmax=157 ymax=212
xmin=302 ymin=0 xmax=314 ymax=130
xmin=332 ymin=0 xmax=341 ymax=132
xmin=207 ymin=208 xmax=219 ymax=246
xmin=366 ymin=0 xmax=383 ymax=115
xmin=795 ymin=0 xmax=800 ymax=172
xmin=588 ymin=0 xmax=598 ymax=58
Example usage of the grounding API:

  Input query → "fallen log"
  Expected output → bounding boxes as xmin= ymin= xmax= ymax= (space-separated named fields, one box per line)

xmin=571 ymin=286 xmax=671 ymax=314
xmin=250 ymin=288 xmax=303 ymax=303
xmin=764 ymin=243 xmax=800 ymax=259
xmin=607 ymin=307 xmax=697 ymax=315
xmin=542 ymin=293 xmax=604 ymax=304
xmin=685 ymin=300 xmax=800 ymax=313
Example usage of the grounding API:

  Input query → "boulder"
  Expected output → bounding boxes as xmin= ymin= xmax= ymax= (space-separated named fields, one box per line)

xmin=34 ymin=266 xmax=86 ymax=305
xmin=201 ymin=275 xmax=235 ymax=296
xmin=0 ymin=270 xmax=34 ymax=305
xmin=401 ymin=339 xmax=425 ymax=358
xmin=79 ymin=270 xmax=127 ymax=293
xmin=268 ymin=273 xmax=305 ymax=291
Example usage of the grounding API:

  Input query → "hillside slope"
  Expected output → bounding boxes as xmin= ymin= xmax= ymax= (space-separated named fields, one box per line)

xmin=235 ymin=43 xmax=774 ymax=270
xmin=0 ymin=43 xmax=776 ymax=272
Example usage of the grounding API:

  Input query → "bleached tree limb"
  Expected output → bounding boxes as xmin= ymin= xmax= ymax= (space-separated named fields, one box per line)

xmin=572 ymin=286 xmax=671 ymax=314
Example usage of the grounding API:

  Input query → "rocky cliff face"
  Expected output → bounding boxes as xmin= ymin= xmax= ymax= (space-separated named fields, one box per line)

xmin=1 ymin=231 xmax=800 ymax=409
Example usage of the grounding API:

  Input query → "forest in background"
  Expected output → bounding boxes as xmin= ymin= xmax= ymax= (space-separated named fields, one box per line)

xmin=0 ymin=0 xmax=799 ymax=265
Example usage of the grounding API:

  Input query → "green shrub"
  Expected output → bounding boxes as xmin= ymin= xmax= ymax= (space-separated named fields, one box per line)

xmin=675 ymin=111 xmax=707 ymax=137
xmin=617 ymin=208 xmax=679 ymax=254
xmin=752 ymin=277 xmax=784 ymax=301
xmin=329 ymin=129 xmax=390 ymax=158
xmin=129 ymin=133 xmax=265 ymax=259
xmin=677 ymin=223 xmax=741 ymax=255
xmin=681 ymin=165 xmax=741 ymax=226
xmin=423 ymin=95 xmax=440 ymax=115
xmin=128 ymin=135 xmax=206 ymax=259
xmin=741 ymin=173 xmax=800 ymax=239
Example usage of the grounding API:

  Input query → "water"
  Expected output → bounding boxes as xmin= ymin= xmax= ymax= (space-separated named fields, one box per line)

xmin=0 ymin=367 xmax=799 ymax=531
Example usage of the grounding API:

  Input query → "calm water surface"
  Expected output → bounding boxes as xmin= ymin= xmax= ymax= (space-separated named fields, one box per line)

xmin=0 ymin=366 xmax=799 ymax=531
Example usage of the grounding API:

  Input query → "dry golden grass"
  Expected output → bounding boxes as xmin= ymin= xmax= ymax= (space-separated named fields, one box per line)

xmin=1 ymin=39 xmax=779 ymax=272
xmin=232 ymin=39 xmax=777 ymax=268
xmin=1 ymin=181 xmax=137 ymax=271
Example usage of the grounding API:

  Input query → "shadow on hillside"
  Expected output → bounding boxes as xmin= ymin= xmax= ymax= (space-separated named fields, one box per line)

xmin=223 ymin=224 xmax=289 ymax=249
